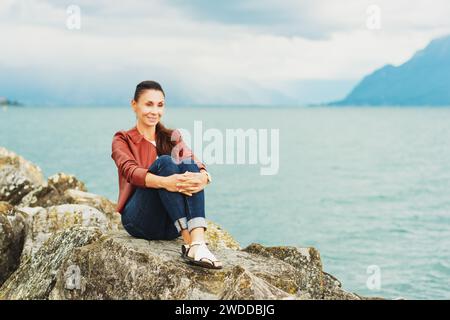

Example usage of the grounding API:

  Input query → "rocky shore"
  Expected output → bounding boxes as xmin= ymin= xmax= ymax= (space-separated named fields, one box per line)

xmin=0 ymin=146 xmax=378 ymax=300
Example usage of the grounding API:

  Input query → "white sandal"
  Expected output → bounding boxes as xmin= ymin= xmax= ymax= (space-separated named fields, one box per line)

xmin=181 ymin=242 xmax=210 ymax=256
xmin=182 ymin=241 xmax=222 ymax=269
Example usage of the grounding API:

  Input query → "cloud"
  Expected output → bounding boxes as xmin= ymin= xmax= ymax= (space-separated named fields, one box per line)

xmin=167 ymin=0 xmax=450 ymax=38
xmin=1 ymin=0 xmax=450 ymax=105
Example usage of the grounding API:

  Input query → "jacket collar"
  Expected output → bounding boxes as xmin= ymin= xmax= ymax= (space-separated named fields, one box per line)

xmin=128 ymin=125 xmax=157 ymax=144
xmin=128 ymin=126 xmax=144 ymax=144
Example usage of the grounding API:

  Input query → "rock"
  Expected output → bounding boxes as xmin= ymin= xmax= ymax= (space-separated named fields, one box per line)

xmin=48 ymin=229 xmax=307 ymax=299
xmin=19 ymin=173 xmax=86 ymax=208
xmin=241 ymin=244 xmax=363 ymax=300
xmin=62 ymin=189 xmax=121 ymax=228
xmin=0 ymin=225 xmax=365 ymax=300
xmin=242 ymin=243 xmax=326 ymax=299
xmin=205 ymin=220 xmax=241 ymax=250
xmin=321 ymin=271 xmax=361 ymax=300
xmin=17 ymin=204 xmax=120 ymax=261
xmin=219 ymin=265 xmax=299 ymax=300
xmin=30 ymin=228 xmax=359 ymax=300
xmin=0 ymin=202 xmax=27 ymax=286
xmin=0 ymin=147 xmax=45 ymax=205
xmin=0 ymin=226 xmax=104 ymax=299
xmin=63 ymin=189 xmax=114 ymax=213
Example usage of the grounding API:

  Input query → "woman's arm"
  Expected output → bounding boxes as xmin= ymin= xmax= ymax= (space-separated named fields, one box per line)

xmin=111 ymin=132 xmax=148 ymax=187
xmin=144 ymin=171 xmax=166 ymax=189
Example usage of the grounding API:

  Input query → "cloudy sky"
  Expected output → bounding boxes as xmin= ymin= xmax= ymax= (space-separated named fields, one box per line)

xmin=1 ymin=0 xmax=450 ymax=106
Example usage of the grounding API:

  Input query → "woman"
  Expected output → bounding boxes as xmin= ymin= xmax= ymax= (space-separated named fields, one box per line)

xmin=111 ymin=80 xmax=222 ymax=269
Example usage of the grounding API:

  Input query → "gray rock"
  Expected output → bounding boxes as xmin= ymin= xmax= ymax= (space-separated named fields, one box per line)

xmin=48 ymin=229 xmax=301 ymax=299
xmin=63 ymin=189 xmax=117 ymax=215
xmin=0 ymin=147 xmax=45 ymax=205
xmin=17 ymin=204 xmax=121 ymax=261
xmin=242 ymin=243 xmax=325 ymax=299
xmin=51 ymin=229 xmax=360 ymax=300
xmin=0 ymin=226 xmax=104 ymax=299
xmin=0 ymin=202 xmax=27 ymax=286
xmin=204 ymin=220 xmax=241 ymax=251
xmin=0 ymin=223 xmax=366 ymax=300
xmin=219 ymin=265 xmax=299 ymax=300
xmin=19 ymin=173 xmax=86 ymax=208
xmin=321 ymin=271 xmax=362 ymax=300
xmin=62 ymin=189 xmax=122 ymax=231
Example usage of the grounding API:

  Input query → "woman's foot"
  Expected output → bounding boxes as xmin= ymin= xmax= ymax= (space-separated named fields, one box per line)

xmin=182 ymin=241 xmax=223 ymax=269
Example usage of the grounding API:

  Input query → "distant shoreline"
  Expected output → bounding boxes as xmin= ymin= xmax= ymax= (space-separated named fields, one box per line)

xmin=4 ymin=103 xmax=450 ymax=109
xmin=0 ymin=98 xmax=23 ymax=107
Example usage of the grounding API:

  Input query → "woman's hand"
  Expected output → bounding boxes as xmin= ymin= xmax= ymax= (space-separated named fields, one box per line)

xmin=161 ymin=171 xmax=207 ymax=196
xmin=161 ymin=174 xmax=192 ymax=196
xmin=174 ymin=171 xmax=208 ymax=196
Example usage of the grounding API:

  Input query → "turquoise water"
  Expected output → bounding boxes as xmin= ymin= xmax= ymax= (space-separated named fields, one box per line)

xmin=1 ymin=105 xmax=449 ymax=300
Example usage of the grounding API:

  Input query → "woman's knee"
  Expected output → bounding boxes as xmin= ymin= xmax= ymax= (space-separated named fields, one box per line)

xmin=150 ymin=155 xmax=180 ymax=175
xmin=179 ymin=158 xmax=201 ymax=173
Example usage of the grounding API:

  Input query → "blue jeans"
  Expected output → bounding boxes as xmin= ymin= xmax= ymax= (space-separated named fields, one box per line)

xmin=121 ymin=155 xmax=207 ymax=240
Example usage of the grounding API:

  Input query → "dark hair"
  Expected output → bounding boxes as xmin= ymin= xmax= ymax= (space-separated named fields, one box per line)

xmin=133 ymin=80 xmax=177 ymax=156
xmin=134 ymin=80 xmax=165 ymax=101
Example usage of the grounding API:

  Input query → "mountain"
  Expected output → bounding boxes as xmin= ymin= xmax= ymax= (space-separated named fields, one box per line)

xmin=330 ymin=35 xmax=450 ymax=106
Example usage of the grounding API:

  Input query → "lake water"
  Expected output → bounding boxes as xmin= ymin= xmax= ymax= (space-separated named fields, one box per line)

xmin=1 ymin=105 xmax=449 ymax=299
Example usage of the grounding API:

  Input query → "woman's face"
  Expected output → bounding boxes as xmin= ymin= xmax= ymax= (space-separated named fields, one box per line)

xmin=132 ymin=89 xmax=165 ymax=127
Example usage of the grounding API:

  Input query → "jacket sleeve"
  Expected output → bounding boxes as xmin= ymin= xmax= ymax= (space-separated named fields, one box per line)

xmin=111 ymin=131 xmax=148 ymax=187
xmin=173 ymin=129 xmax=207 ymax=171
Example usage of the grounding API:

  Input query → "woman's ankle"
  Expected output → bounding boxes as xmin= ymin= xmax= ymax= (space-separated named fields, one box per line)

xmin=180 ymin=229 xmax=191 ymax=244
xmin=189 ymin=226 xmax=206 ymax=244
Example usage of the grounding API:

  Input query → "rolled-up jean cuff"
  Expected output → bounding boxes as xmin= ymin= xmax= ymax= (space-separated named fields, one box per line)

xmin=174 ymin=217 xmax=188 ymax=233
xmin=187 ymin=217 xmax=207 ymax=232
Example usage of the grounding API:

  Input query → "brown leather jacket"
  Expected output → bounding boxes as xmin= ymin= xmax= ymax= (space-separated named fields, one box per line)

xmin=111 ymin=125 xmax=206 ymax=213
